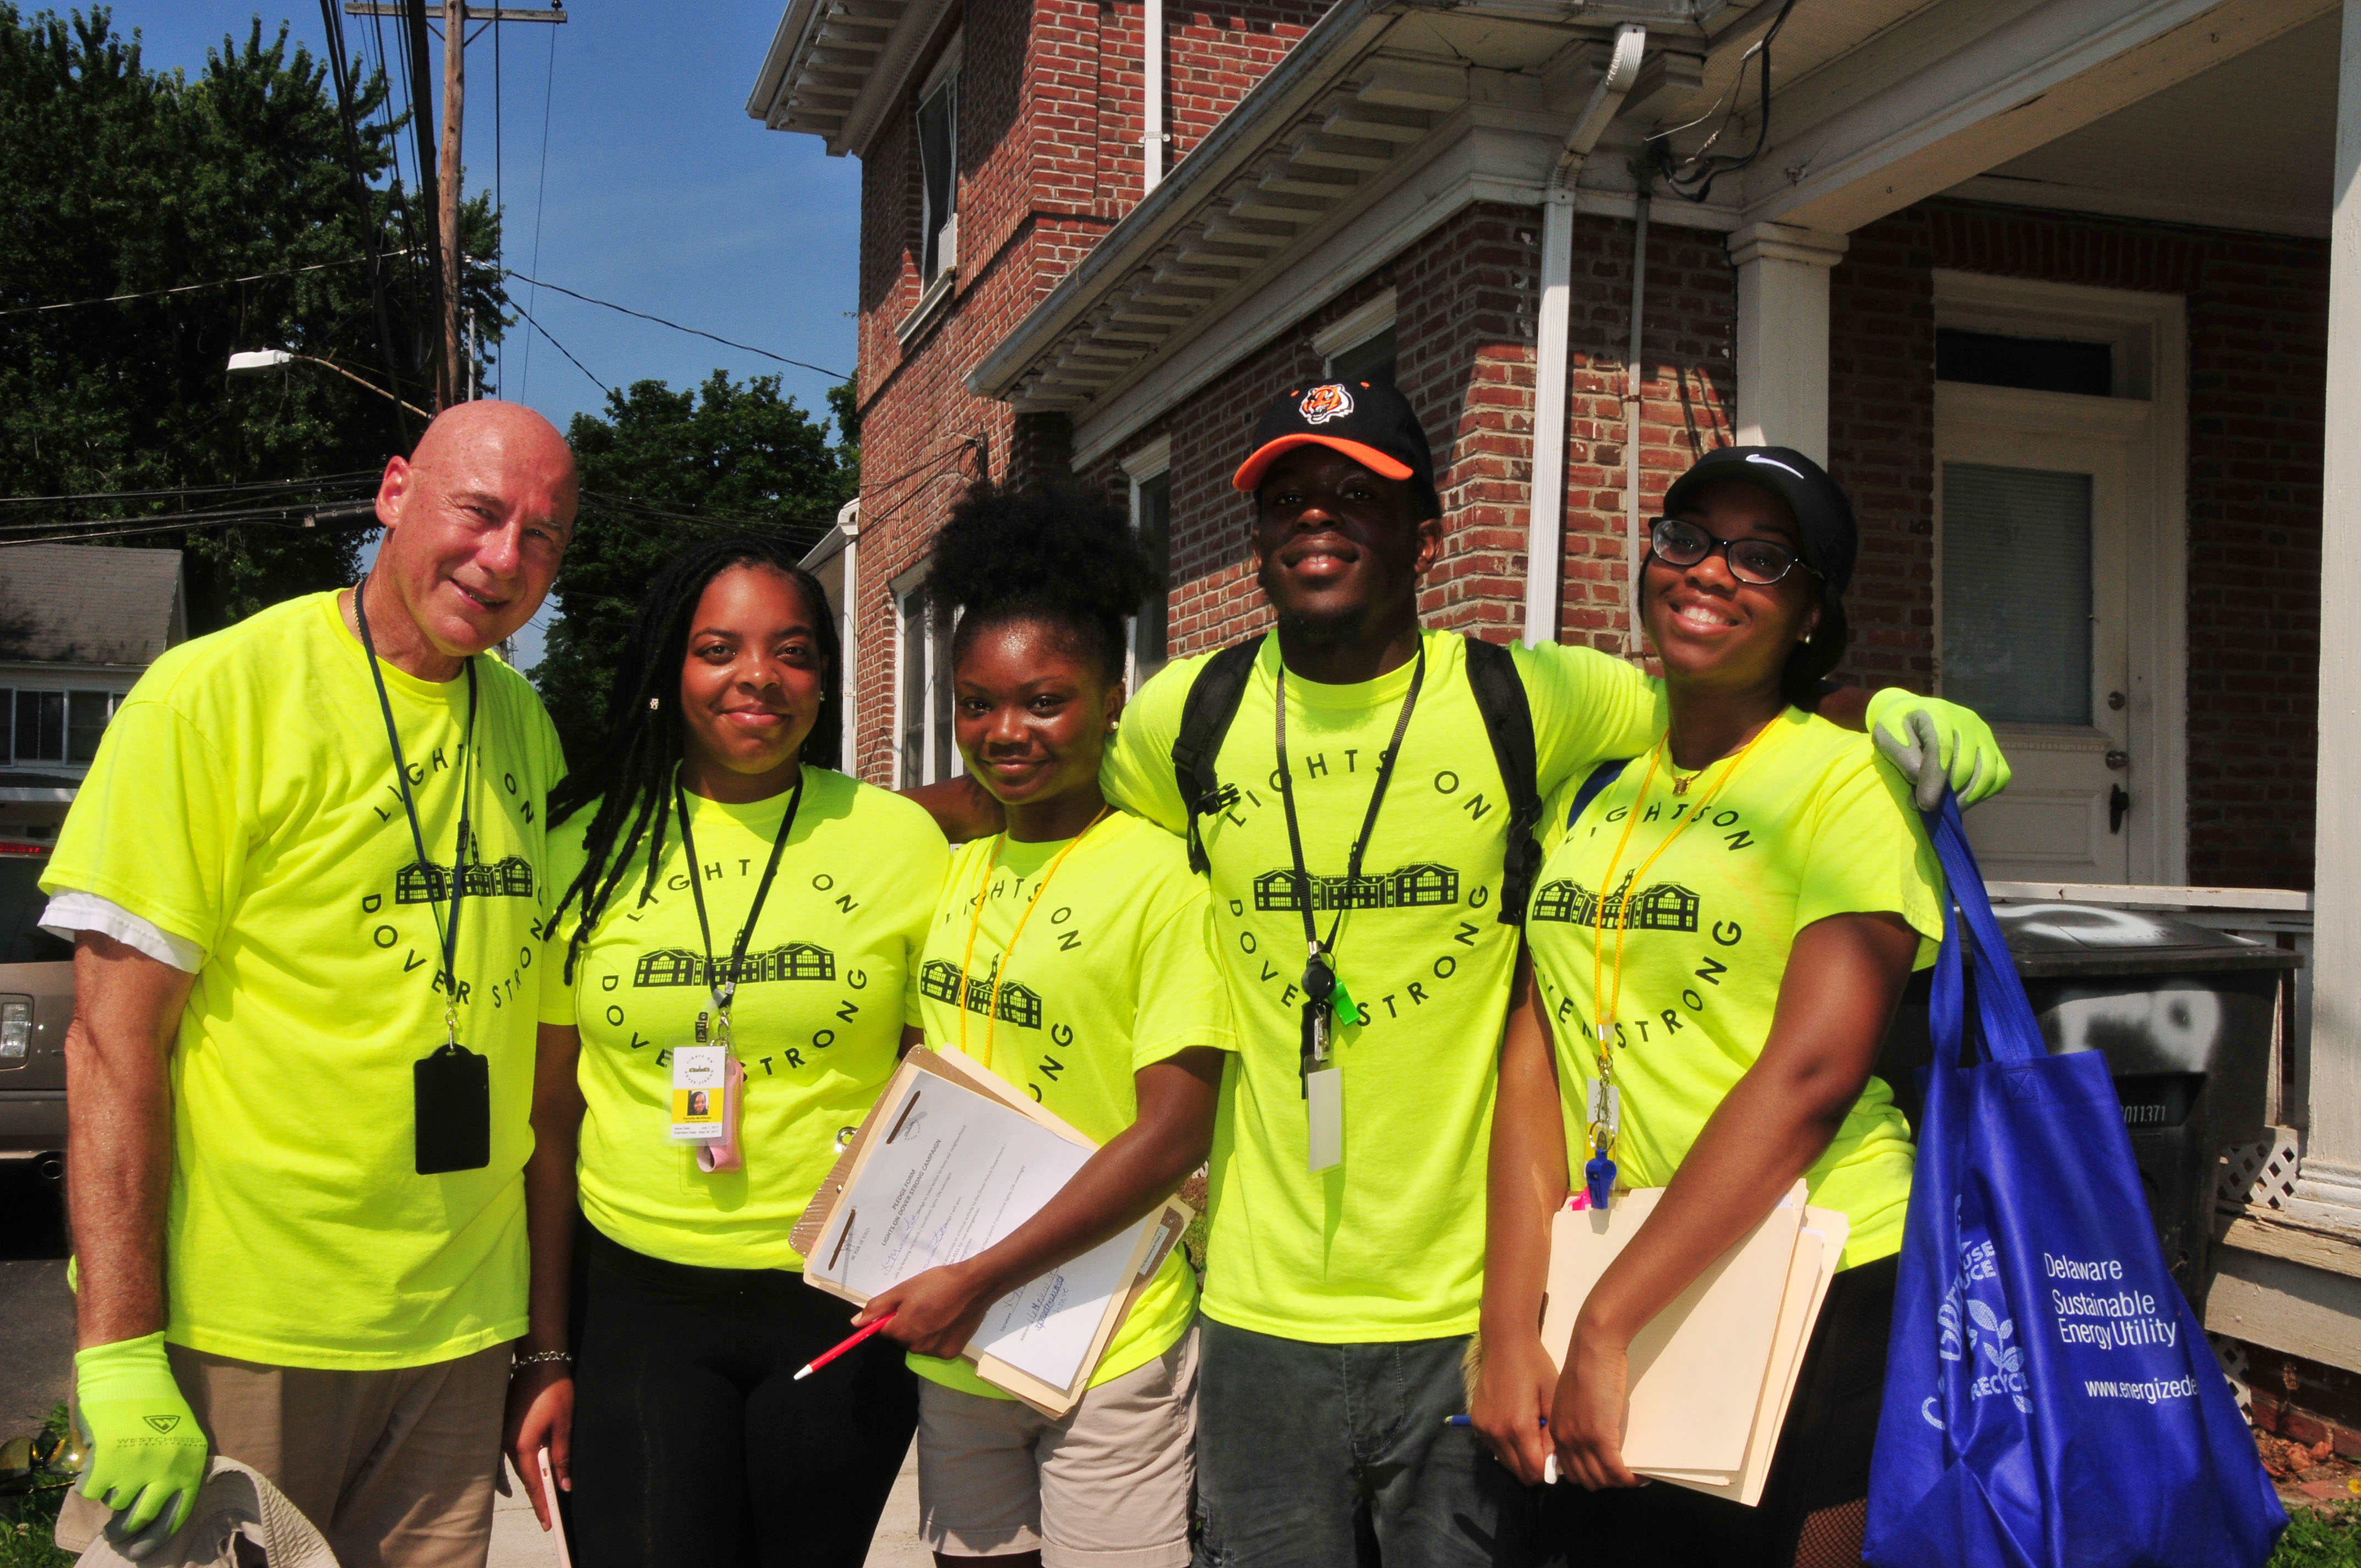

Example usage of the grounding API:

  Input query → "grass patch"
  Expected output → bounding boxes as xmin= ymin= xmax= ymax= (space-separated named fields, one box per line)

xmin=2273 ymin=1499 xmax=2361 ymax=1567
xmin=0 ymin=1404 xmax=74 ymax=1568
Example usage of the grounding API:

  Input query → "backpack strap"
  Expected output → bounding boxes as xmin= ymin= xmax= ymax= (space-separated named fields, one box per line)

xmin=1461 ymin=636 xmax=1542 ymax=925
xmin=1566 ymin=758 xmax=1631 ymax=830
xmin=1170 ymin=636 xmax=1268 ymax=875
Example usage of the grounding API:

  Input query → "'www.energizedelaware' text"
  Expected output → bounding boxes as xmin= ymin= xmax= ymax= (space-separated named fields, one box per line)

xmin=2082 ymin=1377 xmax=2196 ymax=1404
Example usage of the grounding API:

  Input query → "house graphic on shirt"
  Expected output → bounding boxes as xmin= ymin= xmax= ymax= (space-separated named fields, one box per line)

xmin=1254 ymin=862 xmax=1461 ymax=912
xmin=395 ymin=854 xmax=535 ymax=903
xmin=1532 ymin=873 xmax=1698 ymax=933
xmin=920 ymin=959 xmax=1042 ymax=1030
xmin=633 ymin=943 xmax=838 ymax=988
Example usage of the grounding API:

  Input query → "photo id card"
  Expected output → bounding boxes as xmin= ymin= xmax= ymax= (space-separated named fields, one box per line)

xmin=1307 ymin=1066 xmax=1342 ymax=1173
xmin=671 ymin=1044 xmax=728 ymax=1142
xmin=414 ymin=1043 xmax=491 ymax=1175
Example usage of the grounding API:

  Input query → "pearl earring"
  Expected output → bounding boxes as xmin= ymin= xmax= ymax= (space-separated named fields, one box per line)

xmin=649 ymin=696 xmax=660 ymax=710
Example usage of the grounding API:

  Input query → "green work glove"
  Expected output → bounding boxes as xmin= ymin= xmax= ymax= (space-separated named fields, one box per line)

xmin=1865 ymin=690 xmax=2012 ymax=811
xmin=73 ymin=1332 xmax=209 ymax=1542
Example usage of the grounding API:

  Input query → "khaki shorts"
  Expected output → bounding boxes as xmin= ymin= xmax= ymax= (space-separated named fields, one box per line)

xmin=918 ymin=1327 xmax=1198 ymax=1568
xmin=58 ymin=1342 xmax=509 ymax=1568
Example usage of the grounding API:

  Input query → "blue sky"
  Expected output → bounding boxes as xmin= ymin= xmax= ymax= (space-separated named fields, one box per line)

xmin=121 ymin=2 xmax=862 ymax=668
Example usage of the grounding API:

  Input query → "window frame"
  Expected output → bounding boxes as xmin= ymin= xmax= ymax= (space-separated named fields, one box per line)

xmin=1313 ymin=289 xmax=1399 ymax=385
xmin=916 ymin=35 xmax=963 ymax=290
xmin=891 ymin=569 xmax=961 ymax=790
xmin=1122 ymin=437 xmax=1175 ymax=688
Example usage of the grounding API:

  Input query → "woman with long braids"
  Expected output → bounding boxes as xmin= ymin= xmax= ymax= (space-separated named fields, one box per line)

xmin=503 ymin=537 xmax=948 ymax=1567
xmin=853 ymin=484 xmax=1233 ymax=1568
xmin=1472 ymin=447 xmax=1944 ymax=1566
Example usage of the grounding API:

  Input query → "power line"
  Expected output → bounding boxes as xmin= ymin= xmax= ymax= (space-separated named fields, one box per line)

xmin=521 ymin=20 xmax=557 ymax=398
xmin=0 ymin=471 xmax=380 ymax=506
xmin=509 ymin=296 xmax=607 ymax=395
xmin=495 ymin=268 xmax=847 ymax=382
xmin=0 ymin=253 xmax=421 ymax=318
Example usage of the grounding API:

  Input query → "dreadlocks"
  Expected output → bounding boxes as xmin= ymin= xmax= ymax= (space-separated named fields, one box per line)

xmin=545 ymin=536 xmax=840 ymax=982
xmin=926 ymin=482 xmax=1160 ymax=682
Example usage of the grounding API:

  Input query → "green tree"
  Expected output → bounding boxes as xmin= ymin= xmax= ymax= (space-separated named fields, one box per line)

xmin=0 ymin=6 xmax=506 ymax=628
xmin=538 ymin=370 xmax=852 ymax=764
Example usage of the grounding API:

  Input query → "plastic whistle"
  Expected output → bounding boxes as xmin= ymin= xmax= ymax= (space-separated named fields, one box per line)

xmin=1583 ymin=1137 xmax=1617 ymax=1211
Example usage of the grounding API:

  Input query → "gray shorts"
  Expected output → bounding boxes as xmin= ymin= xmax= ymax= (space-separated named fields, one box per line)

xmin=917 ymin=1327 xmax=1198 ymax=1568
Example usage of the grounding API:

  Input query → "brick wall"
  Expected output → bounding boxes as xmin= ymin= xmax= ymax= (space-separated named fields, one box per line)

xmin=1079 ymin=204 xmax=1735 ymax=665
xmin=845 ymin=0 xmax=1321 ymax=782
xmin=1829 ymin=199 xmax=2328 ymax=889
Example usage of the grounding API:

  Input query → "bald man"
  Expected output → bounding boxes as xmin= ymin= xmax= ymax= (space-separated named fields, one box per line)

xmin=45 ymin=402 xmax=580 ymax=1568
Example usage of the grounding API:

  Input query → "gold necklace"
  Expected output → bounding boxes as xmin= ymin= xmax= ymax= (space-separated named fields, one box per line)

xmin=954 ymin=807 xmax=1112 ymax=1070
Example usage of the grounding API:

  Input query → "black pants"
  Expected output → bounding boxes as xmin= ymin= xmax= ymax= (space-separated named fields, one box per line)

xmin=1538 ymin=1254 xmax=1898 ymax=1568
xmin=569 ymin=1222 xmax=918 ymax=1568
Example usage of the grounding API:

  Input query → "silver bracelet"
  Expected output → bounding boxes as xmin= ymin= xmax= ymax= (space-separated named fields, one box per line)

xmin=512 ymin=1349 xmax=573 ymax=1373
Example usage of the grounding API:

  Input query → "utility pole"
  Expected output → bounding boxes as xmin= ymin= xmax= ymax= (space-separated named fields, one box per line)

xmin=349 ymin=1 xmax=565 ymax=408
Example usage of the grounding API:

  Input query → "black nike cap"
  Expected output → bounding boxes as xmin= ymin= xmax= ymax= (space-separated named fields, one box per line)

xmin=1661 ymin=445 xmax=1857 ymax=597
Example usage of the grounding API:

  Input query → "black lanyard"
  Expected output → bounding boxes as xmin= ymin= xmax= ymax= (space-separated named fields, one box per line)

xmin=1274 ymin=642 xmax=1424 ymax=1080
xmin=355 ymin=579 xmax=478 ymax=1041
xmin=672 ymin=772 xmax=804 ymax=1041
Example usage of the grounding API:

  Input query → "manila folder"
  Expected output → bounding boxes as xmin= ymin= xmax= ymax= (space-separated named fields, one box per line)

xmin=1538 ymin=1186 xmax=1803 ymax=1478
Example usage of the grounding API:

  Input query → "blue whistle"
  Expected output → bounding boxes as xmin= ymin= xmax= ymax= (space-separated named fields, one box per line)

xmin=1584 ymin=1139 xmax=1617 ymax=1210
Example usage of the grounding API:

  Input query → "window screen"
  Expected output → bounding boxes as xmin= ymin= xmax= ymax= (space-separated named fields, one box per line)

xmin=1133 ymin=472 xmax=1172 ymax=678
xmin=900 ymin=592 xmax=928 ymax=787
xmin=1941 ymin=463 xmax=2093 ymax=726
xmin=13 ymin=692 xmax=64 ymax=764
xmin=918 ymin=78 xmax=958 ymax=285
xmin=68 ymin=690 xmax=114 ymax=764
xmin=1329 ymin=326 xmax=1396 ymax=387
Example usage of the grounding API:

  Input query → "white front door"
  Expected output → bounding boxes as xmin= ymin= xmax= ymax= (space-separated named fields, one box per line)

xmin=1936 ymin=385 xmax=2152 ymax=882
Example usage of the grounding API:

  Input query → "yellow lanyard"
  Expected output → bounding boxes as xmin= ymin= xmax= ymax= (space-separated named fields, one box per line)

xmin=954 ymin=808 xmax=1111 ymax=1070
xmin=1583 ymin=725 xmax=1772 ymax=1152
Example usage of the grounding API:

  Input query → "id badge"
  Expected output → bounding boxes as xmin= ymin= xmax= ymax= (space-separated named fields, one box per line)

xmin=1307 ymin=1068 xmax=1342 ymax=1172
xmin=1586 ymin=1078 xmax=1620 ymax=1137
xmin=671 ymin=1045 xmax=729 ymax=1143
xmin=414 ymin=1043 xmax=491 ymax=1175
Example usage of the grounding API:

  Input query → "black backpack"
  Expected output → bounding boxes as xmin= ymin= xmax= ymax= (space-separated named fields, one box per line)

xmin=1168 ymin=633 xmax=1544 ymax=924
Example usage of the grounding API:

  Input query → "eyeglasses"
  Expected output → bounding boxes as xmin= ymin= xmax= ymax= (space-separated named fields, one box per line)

xmin=1647 ymin=516 xmax=1822 ymax=586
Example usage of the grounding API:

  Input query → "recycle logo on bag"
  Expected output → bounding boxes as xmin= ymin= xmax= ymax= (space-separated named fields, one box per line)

xmin=1924 ymin=1202 xmax=2034 ymax=1427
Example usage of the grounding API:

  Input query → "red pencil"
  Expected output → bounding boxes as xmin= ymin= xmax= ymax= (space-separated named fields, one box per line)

xmin=794 ymin=1313 xmax=896 ymax=1381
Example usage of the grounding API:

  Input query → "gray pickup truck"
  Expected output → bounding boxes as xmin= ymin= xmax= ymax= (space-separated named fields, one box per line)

xmin=0 ymin=848 xmax=74 ymax=1168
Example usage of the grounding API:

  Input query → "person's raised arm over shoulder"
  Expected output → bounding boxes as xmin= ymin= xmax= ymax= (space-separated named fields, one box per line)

xmin=65 ymin=933 xmax=209 ymax=1539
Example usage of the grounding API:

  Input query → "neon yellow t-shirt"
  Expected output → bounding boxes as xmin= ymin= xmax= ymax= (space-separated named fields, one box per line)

xmin=540 ymin=770 xmax=947 ymax=1270
xmin=909 ymin=810 xmax=1236 ymax=1398
xmin=43 ymin=591 xmax=565 ymax=1369
xmin=1526 ymin=709 xmax=1943 ymax=1269
xmin=1101 ymin=629 xmax=1662 ymax=1341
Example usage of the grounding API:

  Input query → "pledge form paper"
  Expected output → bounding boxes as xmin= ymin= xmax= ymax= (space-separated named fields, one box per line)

xmin=806 ymin=1072 xmax=1144 ymax=1390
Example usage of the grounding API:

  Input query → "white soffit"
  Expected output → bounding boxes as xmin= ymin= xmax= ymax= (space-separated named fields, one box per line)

xmin=1949 ymin=10 xmax=2337 ymax=237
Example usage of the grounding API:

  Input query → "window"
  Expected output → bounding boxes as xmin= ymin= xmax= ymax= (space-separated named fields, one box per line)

xmin=0 ymin=688 xmax=119 ymax=766
xmin=917 ymin=41 xmax=960 ymax=287
xmin=1940 ymin=464 xmax=2094 ymax=726
xmin=1936 ymin=329 xmax=2112 ymax=398
xmin=896 ymin=584 xmax=959 ymax=787
xmin=1313 ymin=290 xmax=1399 ymax=386
xmin=1123 ymin=437 xmax=1174 ymax=683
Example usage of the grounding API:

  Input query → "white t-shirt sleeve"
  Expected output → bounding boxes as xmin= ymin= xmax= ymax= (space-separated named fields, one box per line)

xmin=41 ymin=890 xmax=203 ymax=973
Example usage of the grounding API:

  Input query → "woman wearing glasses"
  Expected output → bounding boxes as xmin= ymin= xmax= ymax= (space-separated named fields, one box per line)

xmin=1472 ymin=447 xmax=1947 ymax=1566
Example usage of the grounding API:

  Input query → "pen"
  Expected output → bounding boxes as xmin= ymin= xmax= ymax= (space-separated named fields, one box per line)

xmin=793 ymin=1313 xmax=896 ymax=1381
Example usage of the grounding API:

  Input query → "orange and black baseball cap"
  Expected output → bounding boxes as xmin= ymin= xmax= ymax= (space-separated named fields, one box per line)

xmin=1233 ymin=380 xmax=1440 ymax=517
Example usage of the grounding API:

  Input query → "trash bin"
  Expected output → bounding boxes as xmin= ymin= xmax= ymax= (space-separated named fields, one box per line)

xmin=1875 ymin=902 xmax=2299 ymax=1308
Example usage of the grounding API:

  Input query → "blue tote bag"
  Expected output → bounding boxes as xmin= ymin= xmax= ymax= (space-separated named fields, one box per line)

xmin=1863 ymin=794 xmax=2284 ymax=1568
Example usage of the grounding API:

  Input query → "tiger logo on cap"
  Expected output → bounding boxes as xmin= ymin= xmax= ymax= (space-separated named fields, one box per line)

xmin=1298 ymin=383 xmax=1354 ymax=425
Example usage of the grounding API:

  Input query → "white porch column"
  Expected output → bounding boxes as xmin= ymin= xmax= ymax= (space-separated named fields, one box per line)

xmin=1728 ymin=222 xmax=1848 ymax=466
xmin=2299 ymin=0 xmax=2361 ymax=1224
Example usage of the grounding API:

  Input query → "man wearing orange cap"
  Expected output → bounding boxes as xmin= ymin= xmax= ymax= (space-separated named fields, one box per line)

xmin=1089 ymin=379 xmax=2006 ymax=1565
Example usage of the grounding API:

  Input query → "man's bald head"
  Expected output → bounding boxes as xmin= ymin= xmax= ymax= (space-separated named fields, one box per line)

xmin=367 ymin=399 xmax=579 ymax=675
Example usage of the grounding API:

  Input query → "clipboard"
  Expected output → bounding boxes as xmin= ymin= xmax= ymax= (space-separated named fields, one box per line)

xmin=792 ymin=1048 xmax=1192 ymax=1417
